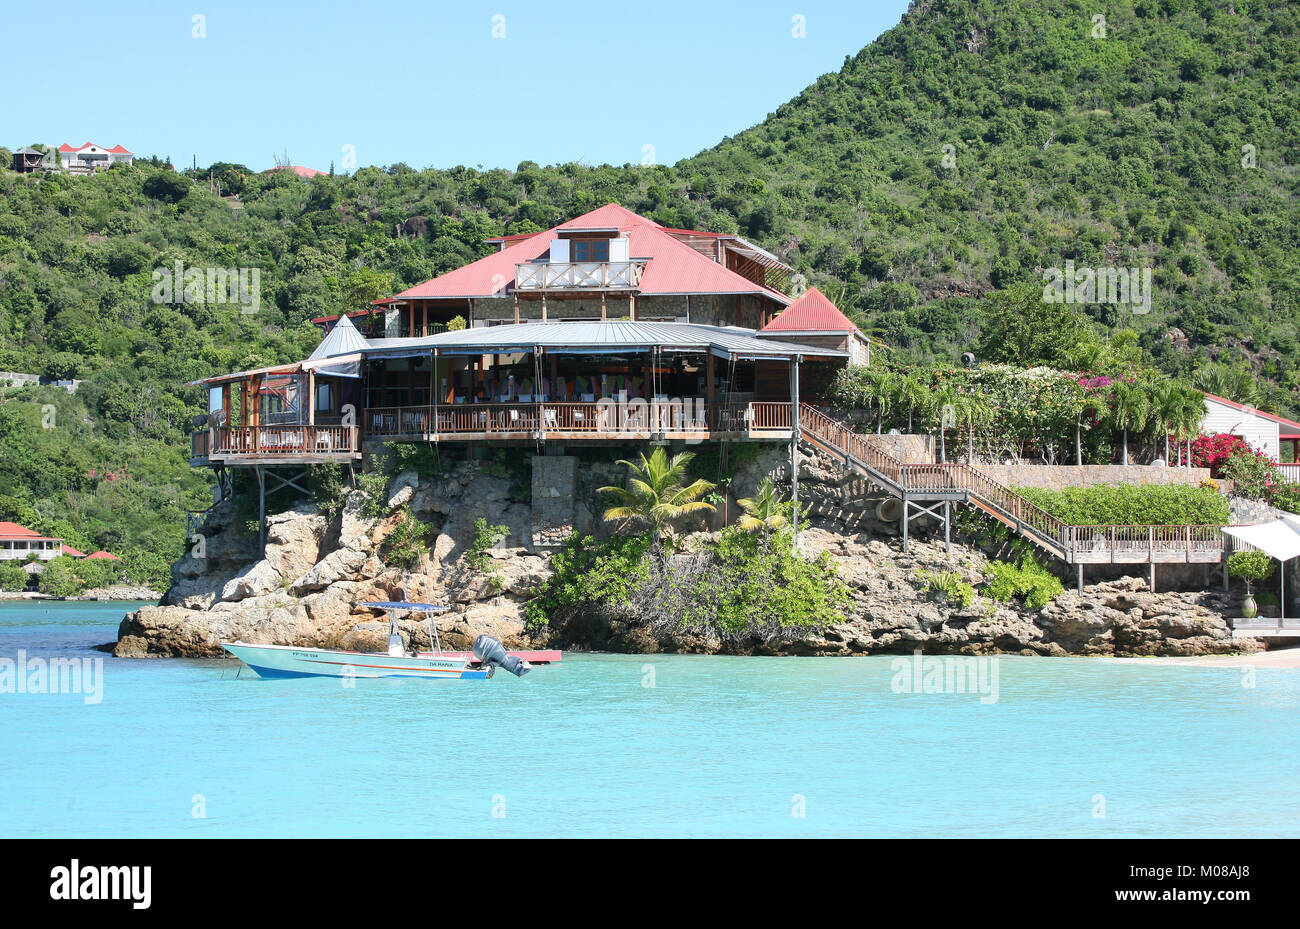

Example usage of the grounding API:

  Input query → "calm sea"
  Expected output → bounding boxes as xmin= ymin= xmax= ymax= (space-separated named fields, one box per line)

xmin=1 ymin=600 xmax=1297 ymax=837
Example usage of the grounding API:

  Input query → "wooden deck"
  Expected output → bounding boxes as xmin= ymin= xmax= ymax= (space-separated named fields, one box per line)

xmin=192 ymin=425 xmax=362 ymax=466
xmin=362 ymin=400 xmax=794 ymax=443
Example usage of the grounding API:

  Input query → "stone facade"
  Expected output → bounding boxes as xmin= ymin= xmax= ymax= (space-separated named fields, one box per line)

xmin=531 ymin=455 xmax=578 ymax=549
xmin=978 ymin=464 xmax=1214 ymax=490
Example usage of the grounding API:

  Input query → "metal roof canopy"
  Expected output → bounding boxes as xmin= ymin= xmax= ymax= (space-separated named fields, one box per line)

xmin=362 ymin=321 xmax=844 ymax=361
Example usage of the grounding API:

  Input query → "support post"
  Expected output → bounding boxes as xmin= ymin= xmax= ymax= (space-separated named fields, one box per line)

xmin=902 ymin=497 xmax=910 ymax=553
xmin=1150 ymin=561 xmax=1156 ymax=593
xmin=791 ymin=355 xmax=800 ymax=547
xmin=943 ymin=500 xmax=951 ymax=553
xmin=1077 ymin=563 xmax=1084 ymax=593
xmin=256 ymin=466 xmax=266 ymax=557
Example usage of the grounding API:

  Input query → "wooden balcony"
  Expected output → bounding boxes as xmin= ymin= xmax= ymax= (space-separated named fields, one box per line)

xmin=514 ymin=260 xmax=645 ymax=292
xmin=192 ymin=425 xmax=362 ymax=465
xmin=363 ymin=400 xmax=794 ymax=442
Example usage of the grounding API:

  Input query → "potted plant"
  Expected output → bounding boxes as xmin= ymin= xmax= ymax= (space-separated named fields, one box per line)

xmin=1226 ymin=550 xmax=1275 ymax=619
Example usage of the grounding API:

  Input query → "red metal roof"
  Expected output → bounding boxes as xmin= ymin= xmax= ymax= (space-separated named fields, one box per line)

xmin=1204 ymin=392 xmax=1300 ymax=438
xmin=0 ymin=522 xmax=59 ymax=541
xmin=85 ymin=550 xmax=121 ymax=561
xmin=760 ymin=287 xmax=858 ymax=333
xmin=268 ymin=165 xmax=326 ymax=179
xmin=61 ymin=544 xmax=87 ymax=557
xmin=388 ymin=203 xmax=789 ymax=304
xmin=57 ymin=142 xmax=130 ymax=154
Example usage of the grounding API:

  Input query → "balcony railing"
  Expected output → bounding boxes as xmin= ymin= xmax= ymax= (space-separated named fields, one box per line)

xmin=363 ymin=400 xmax=795 ymax=440
xmin=514 ymin=260 xmax=646 ymax=291
xmin=198 ymin=425 xmax=361 ymax=459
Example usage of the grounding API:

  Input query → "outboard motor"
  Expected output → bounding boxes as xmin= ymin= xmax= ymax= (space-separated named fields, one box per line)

xmin=472 ymin=635 xmax=530 ymax=677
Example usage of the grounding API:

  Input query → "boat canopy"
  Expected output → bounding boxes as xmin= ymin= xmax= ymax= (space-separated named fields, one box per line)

xmin=359 ymin=601 xmax=449 ymax=612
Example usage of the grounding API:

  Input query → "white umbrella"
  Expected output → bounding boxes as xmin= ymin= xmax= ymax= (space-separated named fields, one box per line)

xmin=1222 ymin=513 xmax=1300 ymax=620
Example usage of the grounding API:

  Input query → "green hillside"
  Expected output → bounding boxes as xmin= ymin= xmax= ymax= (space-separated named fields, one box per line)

xmin=0 ymin=0 xmax=1296 ymax=563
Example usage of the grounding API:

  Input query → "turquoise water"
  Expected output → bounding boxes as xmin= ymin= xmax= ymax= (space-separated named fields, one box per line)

xmin=1 ymin=600 xmax=1298 ymax=837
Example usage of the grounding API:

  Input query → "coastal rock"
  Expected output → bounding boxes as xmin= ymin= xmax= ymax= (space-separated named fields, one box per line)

xmin=221 ymin=559 xmax=282 ymax=602
xmin=293 ymin=546 xmax=368 ymax=593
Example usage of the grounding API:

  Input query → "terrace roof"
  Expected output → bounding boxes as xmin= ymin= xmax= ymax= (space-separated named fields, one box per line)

xmin=361 ymin=320 xmax=846 ymax=361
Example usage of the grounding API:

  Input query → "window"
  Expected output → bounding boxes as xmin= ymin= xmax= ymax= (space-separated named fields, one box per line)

xmin=571 ymin=239 xmax=609 ymax=262
xmin=316 ymin=383 xmax=333 ymax=412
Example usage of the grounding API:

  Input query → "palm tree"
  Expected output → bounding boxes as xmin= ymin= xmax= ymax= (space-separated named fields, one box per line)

xmin=1075 ymin=389 xmax=1108 ymax=465
xmin=599 ymin=448 xmax=715 ymax=545
xmin=958 ymin=392 xmax=995 ymax=464
xmin=737 ymin=479 xmax=790 ymax=532
xmin=1148 ymin=379 xmax=1186 ymax=464
xmin=866 ymin=368 xmax=898 ymax=433
xmin=926 ymin=383 xmax=960 ymax=463
xmin=1109 ymin=380 xmax=1150 ymax=466
xmin=1174 ymin=388 xmax=1206 ymax=468
xmin=897 ymin=374 xmax=930 ymax=433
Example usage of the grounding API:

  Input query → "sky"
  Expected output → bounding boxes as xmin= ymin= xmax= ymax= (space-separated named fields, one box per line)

xmin=1 ymin=0 xmax=911 ymax=173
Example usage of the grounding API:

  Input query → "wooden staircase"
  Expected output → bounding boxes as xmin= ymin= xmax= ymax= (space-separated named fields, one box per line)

xmin=797 ymin=403 xmax=1222 ymax=569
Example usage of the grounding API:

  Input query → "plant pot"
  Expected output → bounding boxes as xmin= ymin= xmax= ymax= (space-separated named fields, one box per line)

xmin=1241 ymin=594 xmax=1258 ymax=619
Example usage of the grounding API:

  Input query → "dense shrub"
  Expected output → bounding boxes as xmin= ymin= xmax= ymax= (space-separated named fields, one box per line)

xmin=983 ymin=556 xmax=1063 ymax=609
xmin=1015 ymin=483 xmax=1229 ymax=526
xmin=525 ymin=532 xmax=653 ymax=628
xmin=917 ymin=569 xmax=975 ymax=609
xmin=0 ymin=560 xmax=27 ymax=592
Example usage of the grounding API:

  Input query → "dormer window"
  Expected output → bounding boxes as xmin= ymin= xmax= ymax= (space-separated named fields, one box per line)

xmin=571 ymin=239 xmax=610 ymax=262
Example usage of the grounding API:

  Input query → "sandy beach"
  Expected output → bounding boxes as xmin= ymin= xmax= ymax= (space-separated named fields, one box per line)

xmin=1111 ymin=646 xmax=1300 ymax=668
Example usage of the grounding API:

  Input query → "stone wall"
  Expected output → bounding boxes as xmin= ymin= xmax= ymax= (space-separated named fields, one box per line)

xmin=531 ymin=455 xmax=578 ymax=549
xmin=978 ymin=464 xmax=1213 ymax=490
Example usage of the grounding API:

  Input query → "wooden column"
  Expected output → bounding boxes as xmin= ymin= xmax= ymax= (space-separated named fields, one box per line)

xmin=306 ymin=369 xmax=315 ymax=425
xmin=629 ymin=293 xmax=636 ymax=321
xmin=706 ymin=353 xmax=716 ymax=431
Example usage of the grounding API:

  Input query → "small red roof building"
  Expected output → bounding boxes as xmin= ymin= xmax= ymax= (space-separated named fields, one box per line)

xmin=85 ymin=550 xmax=122 ymax=561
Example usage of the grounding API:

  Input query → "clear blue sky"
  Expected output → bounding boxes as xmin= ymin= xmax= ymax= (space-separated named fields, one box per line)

xmin=2 ymin=0 xmax=910 ymax=172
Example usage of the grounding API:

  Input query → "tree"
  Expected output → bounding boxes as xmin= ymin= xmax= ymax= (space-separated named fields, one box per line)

xmin=737 ymin=479 xmax=801 ymax=533
xmin=0 ymin=560 xmax=27 ymax=592
xmin=599 ymin=448 xmax=715 ymax=546
xmin=1227 ymin=550 xmax=1274 ymax=597
xmin=897 ymin=374 xmax=930 ymax=433
xmin=1109 ymin=380 xmax=1150 ymax=466
xmin=973 ymin=283 xmax=1102 ymax=369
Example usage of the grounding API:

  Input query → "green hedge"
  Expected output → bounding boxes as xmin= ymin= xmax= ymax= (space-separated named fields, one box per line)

xmin=1014 ymin=484 xmax=1229 ymax=526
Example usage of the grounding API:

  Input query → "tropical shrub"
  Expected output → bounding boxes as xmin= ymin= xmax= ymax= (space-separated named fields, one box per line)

xmin=37 ymin=558 xmax=85 ymax=598
xmin=381 ymin=506 xmax=429 ymax=570
xmin=917 ymin=569 xmax=975 ymax=609
xmin=524 ymin=532 xmax=653 ymax=628
xmin=1226 ymin=550 xmax=1275 ymax=595
xmin=1014 ymin=484 xmax=1229 ymax=526
xmin=0 ymin=560 xmax=27 ymax=592
xmin=983 ymin=556 xmax=1064 ymax=609
xmin=466 ymin=517 xmax=510 ymax=573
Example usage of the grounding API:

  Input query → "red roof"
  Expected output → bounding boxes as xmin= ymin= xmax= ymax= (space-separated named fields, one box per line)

xmin=57 ymin=142 xmax=130 ymax=154
xmin=0 ymin=522 xmax=60 ymax=541
xmin=270 ymin=165 xmax=326 ymax=179
xmin=85 ymin=550 xmax=121 ymax=561
xmin=1203 ymin=393 xmax=1300 ymax=437
xmin=61 ymin=544 xmax=87 ymax=557
xmin=387 ymin=203 xmax=789 ymax=304
xmin=760 ymin=287 xmax=858 ymax=333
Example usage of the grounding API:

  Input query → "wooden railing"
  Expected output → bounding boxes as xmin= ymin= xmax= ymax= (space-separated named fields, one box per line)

xmin=363 ymin=400 xmax=787 ymax=438
xmin=799 ymin=403 xmax=906 ymax=489
xmin=797 ymin=403 xmax=1225 ymax=564
xmin=514 ymin=260 xmax=646 ymax=291
xmin=191 ymin=430 xmax=210 ymax=460
xmin=209 ymin=425 xmax=360 ymax=456
xmin=1278 ymin=463 xmax=1300 ymax=482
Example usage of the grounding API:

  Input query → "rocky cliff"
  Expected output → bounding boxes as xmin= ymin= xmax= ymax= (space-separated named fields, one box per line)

xmin=115 ymin=451 xmax=1263 ymax=659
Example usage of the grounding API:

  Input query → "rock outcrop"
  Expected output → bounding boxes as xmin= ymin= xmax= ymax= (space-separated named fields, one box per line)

xmin=116 ymin=454 xmax=1266 ymax=659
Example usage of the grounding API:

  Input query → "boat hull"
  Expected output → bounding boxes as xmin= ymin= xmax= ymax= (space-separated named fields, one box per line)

xmin=221 ymin=642 xmax=491 ymax=680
